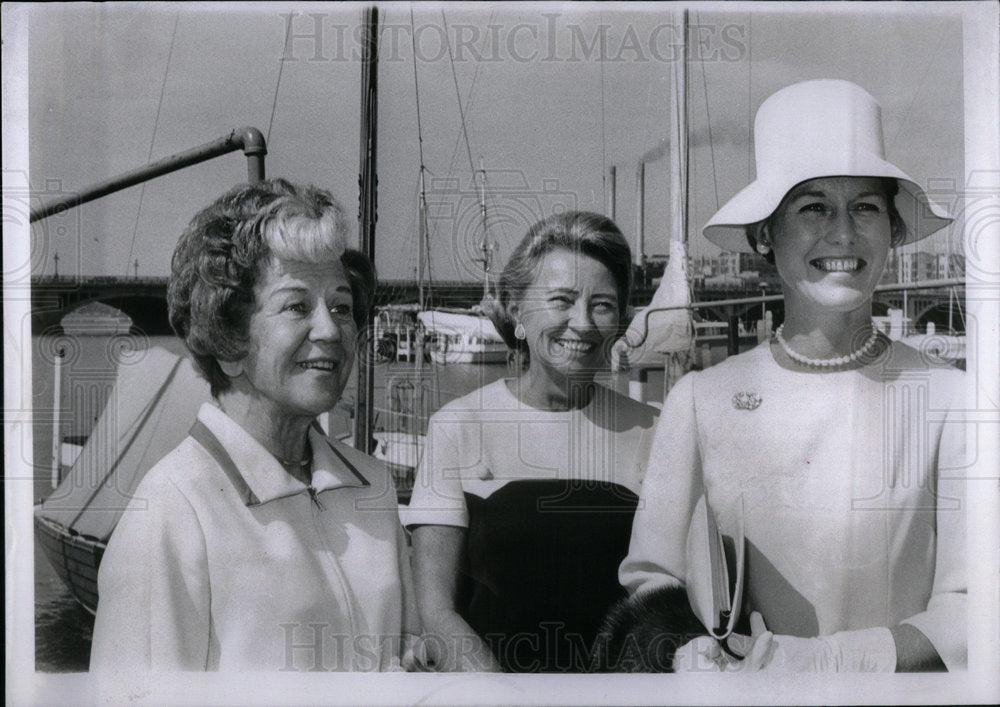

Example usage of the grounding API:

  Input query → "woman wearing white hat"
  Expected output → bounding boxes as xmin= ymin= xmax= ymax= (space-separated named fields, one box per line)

xmin=619 ymin=79 xmax=966 ymax=672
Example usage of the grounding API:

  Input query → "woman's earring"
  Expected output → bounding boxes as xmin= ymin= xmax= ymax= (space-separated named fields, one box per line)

xmin=219 ymin=359 xmax=244 ymax=378
xmin=756 ymin=226 xmax=772 ymax=255
xmin=514 ymin=322 xmax=526 ymax=340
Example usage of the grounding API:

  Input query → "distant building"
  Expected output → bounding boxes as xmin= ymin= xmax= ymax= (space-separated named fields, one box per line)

xmin=894 ymin=251 xmax=965 ymax=283
xmin=686 ymin=249 xmax=963 ymax=292
xmin=690 ymin=252 xmax=779 ymax=288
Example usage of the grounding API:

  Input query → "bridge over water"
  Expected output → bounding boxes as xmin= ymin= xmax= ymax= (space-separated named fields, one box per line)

xmin=28 ymin=275 xmax=965 ymax=336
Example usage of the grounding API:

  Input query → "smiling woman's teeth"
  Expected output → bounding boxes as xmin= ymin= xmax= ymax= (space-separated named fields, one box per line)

xmin=555 ymin=339 xmax=593 ymax=353
xmin=811 ymin=257 xmax=862 ymax=272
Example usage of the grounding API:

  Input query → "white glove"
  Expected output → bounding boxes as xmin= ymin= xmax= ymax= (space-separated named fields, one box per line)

xmin=672 ymin=613 xmax=897 ymax=673
xmin=739 ymin=612 xmax=897 ymax=672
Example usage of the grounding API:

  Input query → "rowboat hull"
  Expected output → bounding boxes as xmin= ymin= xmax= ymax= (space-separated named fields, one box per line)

xmin=34 ymin=512 xmax=104 ymax=615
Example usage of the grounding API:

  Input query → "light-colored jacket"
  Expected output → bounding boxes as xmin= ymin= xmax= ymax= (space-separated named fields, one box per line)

xmin=620 ymin=341 xmax=967 ymax=671
xmin=91 ymin=403 xmax=418 ymax=671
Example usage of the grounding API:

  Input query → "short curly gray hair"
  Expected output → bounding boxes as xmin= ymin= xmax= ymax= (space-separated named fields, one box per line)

xmin=167 ymin=178 xmax=375 ymax=397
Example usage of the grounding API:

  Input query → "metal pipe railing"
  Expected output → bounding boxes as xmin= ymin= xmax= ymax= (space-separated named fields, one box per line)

xmin=639 ymin=277 xmax=966 ymax=314
xmin=626 ymin=277 xmax=966 ymax=353
xmin=30 ymin=126 xmax=267 ymax=223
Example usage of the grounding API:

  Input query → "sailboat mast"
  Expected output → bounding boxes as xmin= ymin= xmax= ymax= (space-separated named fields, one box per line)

xmin=669 ymin=9 xmax=689 ymax=249
xmin=415 ymin=167 xmax=427 ymax=380
xmin=355 ymin=5 xmax=378 ymax=454
xmin=663 ymin=8 xmax=692 ymax=395
xmin=478 ymin=159 xmax=492 ymax=301
xmin=418 ymin=168 xmax=427 ymax=311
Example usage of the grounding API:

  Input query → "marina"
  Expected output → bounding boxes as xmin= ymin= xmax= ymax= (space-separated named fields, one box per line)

xmin=13 ymin=5 xmax=991 ymax=695
xmin=31 ymin=328 xmax=511 ymax=669
xmin=31 ymin=292 xmax=965 ymax=670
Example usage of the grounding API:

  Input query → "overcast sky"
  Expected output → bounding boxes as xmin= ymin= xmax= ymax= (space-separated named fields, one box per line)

xmin=24 ymin=2 xmax=969 ymax=282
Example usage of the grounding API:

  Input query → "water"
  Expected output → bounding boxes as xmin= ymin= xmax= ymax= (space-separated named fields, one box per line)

xmin=31 ymin=331 xmax=510 ymax=672
xmin=34 ymin=536 xmax=95 ymax=672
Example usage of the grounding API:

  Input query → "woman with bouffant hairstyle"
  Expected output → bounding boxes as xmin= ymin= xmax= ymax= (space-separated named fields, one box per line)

xmin=91 ymin=178 xmax=419 ymax=672
xmin=166 ymin=179 xmax=375 ymax=396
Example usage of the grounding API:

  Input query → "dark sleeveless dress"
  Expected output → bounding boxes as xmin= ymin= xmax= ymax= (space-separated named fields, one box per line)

xmin=458 ymin=479 xmax=639 ymax=672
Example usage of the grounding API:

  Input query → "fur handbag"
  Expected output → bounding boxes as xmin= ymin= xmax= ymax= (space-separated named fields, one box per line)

xmin=591 ymin=585 xmax=707 ymax=672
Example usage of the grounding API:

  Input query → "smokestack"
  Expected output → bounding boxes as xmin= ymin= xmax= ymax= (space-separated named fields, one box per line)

xmin=636 ymin=162 xmax=646 ymax=267
xmin=608 ymin=165 xmax=617 ymax=220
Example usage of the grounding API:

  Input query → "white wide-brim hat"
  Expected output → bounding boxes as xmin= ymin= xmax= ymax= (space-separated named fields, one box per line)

xmin=703 ymin=79 xmax=953 ymax=252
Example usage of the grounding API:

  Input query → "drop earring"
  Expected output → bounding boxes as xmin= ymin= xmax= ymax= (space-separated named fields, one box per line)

xmin=514 ymin=322 xmax=526 ymax=340
xmin=756 ymin=227 xmax=772 ymax=255
xmin=219 ymin=358 xmax=244 ymax=378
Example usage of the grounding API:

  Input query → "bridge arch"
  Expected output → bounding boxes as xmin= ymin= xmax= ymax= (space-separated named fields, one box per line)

xmin=913 ymin=301 xmax=966 ymax=335
xmin=872 ymin=300 xmax=892 ymax=318
xmin=35 ymin=294 xmax=173 ymax=336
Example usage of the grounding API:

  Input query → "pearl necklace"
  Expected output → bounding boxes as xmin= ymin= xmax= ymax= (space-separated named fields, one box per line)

xmin=774 ymin=322 xmax=880 ymax=368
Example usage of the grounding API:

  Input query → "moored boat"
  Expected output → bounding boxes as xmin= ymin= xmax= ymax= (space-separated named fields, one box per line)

xmin=417 ymin=310 xmax=508 ymax=365
xmin=33 ymin=347 xmax=212 ymax=613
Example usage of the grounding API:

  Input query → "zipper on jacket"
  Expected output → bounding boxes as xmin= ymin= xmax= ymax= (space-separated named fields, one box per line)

xmin=307 ymin=486 xmax=326 ymax=511
xmin=308 ymin=487 xmax=360 ymax=668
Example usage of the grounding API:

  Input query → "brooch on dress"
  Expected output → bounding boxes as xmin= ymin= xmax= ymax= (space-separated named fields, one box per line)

xmin=732 ymin=391 xmax=763 ymax=410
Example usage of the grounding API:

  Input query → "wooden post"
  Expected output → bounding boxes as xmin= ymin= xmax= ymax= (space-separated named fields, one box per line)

xmin=50 ymin=348 xmax=65 ymax=489
xmin=727 ymin=311 xmax=740 ymax=357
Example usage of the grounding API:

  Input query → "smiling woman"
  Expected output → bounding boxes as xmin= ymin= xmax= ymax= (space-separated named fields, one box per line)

xmin=761 ymin=176 xmax=896 ymax=324
xmin=220 ymin=257 xmax=358 ymax=473
xmin=621 ymin=80 xmax=967 ymax=673
xmin=89 ymin=179 xmax=420 ymax=671
xmin=406 ymin=212 xmax=660 ymax=673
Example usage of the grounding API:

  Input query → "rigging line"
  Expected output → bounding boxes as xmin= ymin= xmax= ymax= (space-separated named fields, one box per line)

xmin=441 ymin=7 xmax=489 ymax=289
xmin=600 ymin=15 xmax=607 ymax=197
xmin=402 ymin=173 xmax=427 ymax=287
xmin=266 ymin=10 xmax=294 ymax=145
xmin=484 ymin=185 xmax=511 ymax=243
xmin=410 ymin=8 xmax=434 ymax=289
xmin=746 ymin=12 xmax=752 ymax=182
xmin=418 ymin=172 xmax=436 ymax=300
xmin=696 ymin=12 xmax=720 ymax=212
xmin=462 ymin=11 xmax=489 ymax=124
xmin=885 ymin=28 xmax=949 ymax=155
xmin=445 ymin=11 xmax=490 ymax=184
xmin=953 ymin=285 xmax=966 ymax=330
xmin=409 ymin=7 xmax=428 ymax=174
xmin=376 ymin=6 xmax=388 ymax=59
xmin=124 ymin=10 xmax=179 ymax=276
xmin=441 ymin=10 xmax=477 ymax=179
